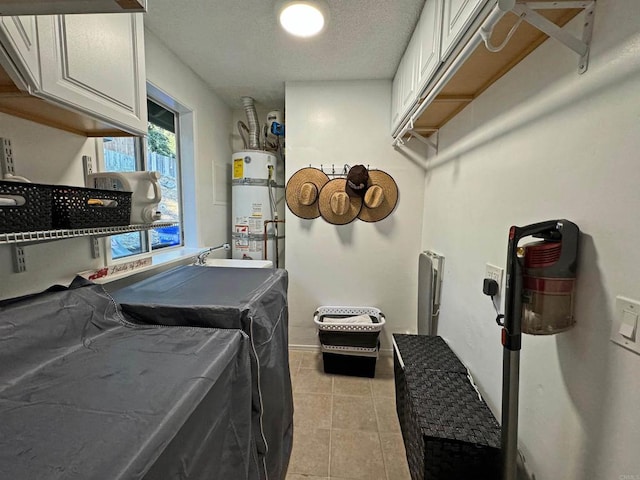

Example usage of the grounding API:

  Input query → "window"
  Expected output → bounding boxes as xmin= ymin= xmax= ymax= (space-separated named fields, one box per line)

xmin=103 ymin=98 xmax=183 ymax=260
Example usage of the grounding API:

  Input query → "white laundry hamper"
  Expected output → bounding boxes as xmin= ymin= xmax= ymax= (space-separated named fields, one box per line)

xmin=313 ymin=306 xmax=386 ymax=377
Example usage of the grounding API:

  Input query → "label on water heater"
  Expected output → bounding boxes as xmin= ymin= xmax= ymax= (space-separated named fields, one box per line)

xmin=249 ymin=217 xmax=262 ymax=234
xmin=234 ymin=224 xmax=249 ymax=249
xmin=233 ymin=158 xmax=244 ymax=179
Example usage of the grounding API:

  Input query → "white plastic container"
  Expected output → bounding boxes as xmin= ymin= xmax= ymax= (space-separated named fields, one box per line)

xmin=88 ymin=171 xmax=162 ymax=224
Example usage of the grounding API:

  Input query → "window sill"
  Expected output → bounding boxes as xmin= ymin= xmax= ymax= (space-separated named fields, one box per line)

xmin=79 ymin=247 xmax=203 ymax=286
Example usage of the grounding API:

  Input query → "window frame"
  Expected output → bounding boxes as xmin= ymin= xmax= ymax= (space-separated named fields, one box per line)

xmin=100 ymin=93 xmax=185 ymax=265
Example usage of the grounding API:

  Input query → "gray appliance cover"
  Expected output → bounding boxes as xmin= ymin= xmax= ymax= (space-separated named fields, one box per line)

xmin=112 ymin=266 xmax=293 ymax=480
xmin=0 ymin=280 xmax=257 ymax=479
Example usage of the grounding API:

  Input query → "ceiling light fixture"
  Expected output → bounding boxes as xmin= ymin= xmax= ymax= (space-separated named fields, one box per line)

xmin=278 ymin=1 xmax=328 ymax=38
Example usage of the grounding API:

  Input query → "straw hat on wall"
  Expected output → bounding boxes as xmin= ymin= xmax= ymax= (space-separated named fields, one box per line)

xmin=286 ymin=167 xmax=330 ymax=219
xmin=357 ymin=170 xmax=398 ymax=222
xmin=318 ymin=178 xmax=363 ymax=225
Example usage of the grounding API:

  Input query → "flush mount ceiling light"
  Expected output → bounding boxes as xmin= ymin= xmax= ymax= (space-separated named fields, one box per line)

xmin=278 ymin=1 xmax=328 ymax=38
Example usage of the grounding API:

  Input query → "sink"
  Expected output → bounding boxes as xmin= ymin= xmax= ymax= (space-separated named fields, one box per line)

xmin=199 ymin=258 xmax=273 ymax=268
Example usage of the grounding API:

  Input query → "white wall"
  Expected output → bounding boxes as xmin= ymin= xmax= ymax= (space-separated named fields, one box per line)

xmin=285 ymin=80 xmax=427 ymax=348
xmin=0 ymin=29 xmax=232 ymax=301
xmin=0 ymin=116 xmax=103 ymax=299
xmin=145 ymin=29 xmax=232 ymax=250
xmin=421 ymin=1 xmax=640 ymax=478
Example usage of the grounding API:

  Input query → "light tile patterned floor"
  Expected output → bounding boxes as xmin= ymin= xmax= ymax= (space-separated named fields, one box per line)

xmin=286 ymin=350 xmax=411 ymax=480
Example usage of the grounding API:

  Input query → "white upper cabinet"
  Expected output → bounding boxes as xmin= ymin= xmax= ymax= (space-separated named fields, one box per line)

xmin=390 ymin=0 xmax=443 ymax=134
xmin=0 ymin=16 xmax=40 ymax=90
xmin=400 ymin=34 xmax=419 ymax=118
xmin=0 ymin=12 xmax=146 ymax=136
xmin=416 ymin=0 xmax=443 ymax=93
xmin=391 ymin=33 xmax=420 ymax=134
xmin=441 ymin=0 xmax=487 ymax=59
xmin=0 ymin=1 xmax=146 ymax=15
xmin=391 ymin=68 xmax=402 ymax=131
xmin=37 ymin=13 xmax=147 ymax=135
xmin=390 ymin=0 xmax=489 ymax=135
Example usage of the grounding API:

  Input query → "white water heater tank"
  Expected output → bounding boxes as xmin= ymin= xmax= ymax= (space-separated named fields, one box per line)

xmin=231 ymin=150 xmax=278 ymax=262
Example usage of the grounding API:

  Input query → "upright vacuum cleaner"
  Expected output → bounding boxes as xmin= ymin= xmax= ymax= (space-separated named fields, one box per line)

xmin=485 ymin=220 xmax=580 ymax=480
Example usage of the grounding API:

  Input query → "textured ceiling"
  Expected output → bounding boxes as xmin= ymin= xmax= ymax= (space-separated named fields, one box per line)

xmin=144 ymin=0 xmax=426 ymax=109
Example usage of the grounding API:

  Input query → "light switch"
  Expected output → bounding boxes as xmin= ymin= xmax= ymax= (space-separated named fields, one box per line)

xmin=611 ymin=296 xmax=640 ymax=355
xmin=619 ymin=310 xmax=637 ymax=340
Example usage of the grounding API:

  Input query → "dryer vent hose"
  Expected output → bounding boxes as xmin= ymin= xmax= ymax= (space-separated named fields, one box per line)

xmin=241 ymin=96 xmax=261 ymax=150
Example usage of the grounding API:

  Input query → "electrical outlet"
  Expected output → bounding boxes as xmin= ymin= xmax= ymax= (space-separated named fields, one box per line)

xmin=485 ymin=264 xmax=504 ymax=293
xmin=82 ymin=155 xmax=93 ymax=187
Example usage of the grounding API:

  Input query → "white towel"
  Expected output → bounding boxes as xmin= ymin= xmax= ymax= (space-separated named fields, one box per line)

xmin=322 ymin=314 xmax=372 ymax=324
xmin=0 ymin=197 xmax=17 ymax=206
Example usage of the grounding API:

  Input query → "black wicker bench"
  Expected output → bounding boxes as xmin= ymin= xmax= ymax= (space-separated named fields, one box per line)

xmin=392 ymin=334 xmax=501 ymax=480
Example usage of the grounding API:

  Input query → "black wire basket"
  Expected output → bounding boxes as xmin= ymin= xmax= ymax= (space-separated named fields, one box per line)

xmin=52 ymin=185 xmax=132 ymax=229
xmin=0 ymin=181 xmax=54 ymax=233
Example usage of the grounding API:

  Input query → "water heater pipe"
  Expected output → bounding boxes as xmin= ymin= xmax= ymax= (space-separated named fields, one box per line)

xmin=241 ymin=96 xmax=261 ymax=150
xmin=264 ymin=219 xmax=285 ymax=267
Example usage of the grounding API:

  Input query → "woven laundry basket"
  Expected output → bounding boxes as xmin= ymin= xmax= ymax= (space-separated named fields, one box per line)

xmin=313 ymin=306 xmax=385 ymax=377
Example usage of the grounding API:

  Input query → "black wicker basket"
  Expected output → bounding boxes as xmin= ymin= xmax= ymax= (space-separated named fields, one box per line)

xmin=393 ymin=334 xmax=501 ymax=480
xmin=52 ymin=185 xmax=132 ymax=229
xmin=0 ymin=181 xmax=54 ymax=233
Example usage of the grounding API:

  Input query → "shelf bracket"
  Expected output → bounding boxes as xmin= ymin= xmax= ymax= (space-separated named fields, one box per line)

xmin=90 ymin=237 xmax=101 ymax=259
xmin=0 ymin=138 xmax=15 ymax=177
xmin=408 ymin=130 xmax=439 ymax=152
xmin=12 ymin=245 xmax=26 ymax=273
xmin=513 ymin=1 xmax=596 ymax=74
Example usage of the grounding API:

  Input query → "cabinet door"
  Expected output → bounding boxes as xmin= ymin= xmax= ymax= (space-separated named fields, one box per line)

xmin=441 ymin=0 xmax=487 ymax=59
xmin=37 ymin=13 xmax=147 ymax=135
xmin=0 ymin=16 xmax=40 ymax=90
xmin=416 ymin=0 xmax=443 ymax=92
xmin=391 ymin=68 xmax=402 ymax=133
xmin=399 ymin=34 xmax=418 ymax=119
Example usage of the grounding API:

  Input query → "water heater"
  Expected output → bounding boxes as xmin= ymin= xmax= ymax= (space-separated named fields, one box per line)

xmin=231 ymin=150 xmax=283 ymax=264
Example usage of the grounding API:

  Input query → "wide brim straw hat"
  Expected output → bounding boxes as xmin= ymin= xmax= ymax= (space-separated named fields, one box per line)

xmin=318 ymin=178 xmax=363 ymax=225
xmin=357 ymin=170 xmax=398 ymax=223
xmin=286 ymin=167 xmax=330 ymax=219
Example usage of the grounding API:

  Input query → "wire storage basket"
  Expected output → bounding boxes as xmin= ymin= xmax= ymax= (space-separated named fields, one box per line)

xmin=52 ymin=185 xmax=132 ymax=229
xmin=0 ymin=181 xmax=54 ymax=233
xmin=314 ymin=306 xmax=386 ymax=377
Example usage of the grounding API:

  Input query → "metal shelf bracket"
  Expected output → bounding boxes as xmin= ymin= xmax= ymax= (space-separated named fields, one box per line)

xmin=90 ymin=237 xmax=101 ymax=258
xmin=513 ymin=1 xmax=596 ymax=74
xmin=12 ymin=245 xmax=26 ymax=273
xmin=0 ymin=138 xmax=15 ymax=177
xmin=408 ymin=130 xmax=439 ymax=151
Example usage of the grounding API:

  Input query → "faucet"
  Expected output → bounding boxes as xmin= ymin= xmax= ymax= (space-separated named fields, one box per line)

xmin=194 ymin=243 xmax=231 ymax=266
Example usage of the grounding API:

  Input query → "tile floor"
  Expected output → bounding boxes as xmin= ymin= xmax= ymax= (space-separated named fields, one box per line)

xmin=286 ymin=349 xmax=411 ymax=480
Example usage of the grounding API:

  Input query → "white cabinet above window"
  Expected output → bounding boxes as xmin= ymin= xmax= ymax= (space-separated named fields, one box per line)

xmin=0 ymin=0 xmax=146 ymax=16
xmin=0 ymin=12 xmax=147 ymax=137
xmin=37 ymin=13 xmax=147 ymax=135
xmin=0 ymin=16 xmax=39 ymax=90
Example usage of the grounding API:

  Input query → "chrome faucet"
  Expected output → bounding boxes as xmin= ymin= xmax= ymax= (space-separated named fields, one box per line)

xmin=194 ymin=243 xmax=231 ymax=266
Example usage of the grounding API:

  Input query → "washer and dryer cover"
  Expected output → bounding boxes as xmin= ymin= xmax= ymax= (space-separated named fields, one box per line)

xmin=113 ymin=266 xmax=293 ymax=480
xmin=0 ymin=279 xmax=255 ymax=480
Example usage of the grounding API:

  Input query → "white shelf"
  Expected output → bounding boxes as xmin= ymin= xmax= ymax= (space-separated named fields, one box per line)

xmin=0 ymin=221 xmax=178 ymax=246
